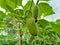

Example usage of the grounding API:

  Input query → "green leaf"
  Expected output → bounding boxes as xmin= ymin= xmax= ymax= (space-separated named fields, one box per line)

xmin=56 ymin=19 xmax=60 ymax=25
xmin=0 ymin=21 xmax=6 ymax=29
xmin=38 ymin=3 xmax=55 ymax=17
xmin=57 ymin=38 xmax=60 ymax=42
xmin=6 ymin=13 xmax=15 ymax=18
xmin=0 ymin=21 xmax=6 ymax=25
xmin=0 ymin=0 xmax=14 ymax=12
xmin=6 ymin=5 xmax=14 ymax=12
xmin=29 ymin=36 xmax=35 ymax=42
xmin=13 ymin=9 xmax=24 ymax=20
xmin=7 ymin=0 xmax=16 ymax=9
xmin=0 ymin=0 xmax=4 ymax=6
xmin=50 ymin=22 xmax=60 ymax=35
xmin=0 ymin=11 xmax=6 ymax=19
xmin=23 ymin=1 xmax=35 ymax=11
xmin=11 ymin=0 xmax=22 ymax=6
xmin=14 ymin=9 xmax=24 ymax=17
xmin=37 ymin=19 xmax=49 ymax=28
xmin=0 ymin=0 xmax=22 ymax=10
xmin=17 ymin=0 xmax=22 ymax=6
xmin=39 ymin=0 xmax=50 ymax=1
xmin=0 ymin=35 xmax=6 ymax=39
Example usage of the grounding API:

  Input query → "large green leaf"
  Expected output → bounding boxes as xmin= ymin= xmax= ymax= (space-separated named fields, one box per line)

xmin=50 ymin=22 xmax=60 ymax=35
xmin=37 ymin=19 xmax=49 ymax=28
xmin=56 ymin=19 xmax=60 ymax=25
xmin=7 ymin=0 xmax=22 ymax=8
xmin=0 ymin=0 xmax=14 ymax=12
xmin=7 ymin=0 xmax=16 ymax=9
xmin=0 ymin=0 xmax=18 ymax=12
xmin=23 ymin=1 xmax=35 ymax=11
xmin=11 ymin=0 xmax=22 ymax=6
xmin=38 ymin=3 xmax=55 ymax=17
xmin=0 ymin=0 xmax=22 ymax=11
xmin=39 ymin=0 xmax=50 ymax=1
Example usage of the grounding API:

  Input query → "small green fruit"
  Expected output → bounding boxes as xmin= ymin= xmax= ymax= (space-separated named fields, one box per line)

xmin=27 ymin=18 xmax=37 ymax=36
xmin=32 ymin=5 xmax=39 ymax=22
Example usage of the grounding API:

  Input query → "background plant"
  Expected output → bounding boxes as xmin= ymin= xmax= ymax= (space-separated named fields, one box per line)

xmin=0 ymin=0 xmax=60 ymax=45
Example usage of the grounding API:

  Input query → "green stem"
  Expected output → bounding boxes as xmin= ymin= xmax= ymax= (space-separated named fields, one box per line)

xmin=30 ymin=0 xmax=33 ymax=10
xmin=18 ymin=21 xmax=23 ymax=45
xmin=43 ymin=29 xmax=46 ymax=45
xmin=36 ymin=0 xmax=39 ymax=5
xmin=43 ymin=36 xmax=46 ymax=45
xmin=55 ymin=39 xmax=57 ymax=45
